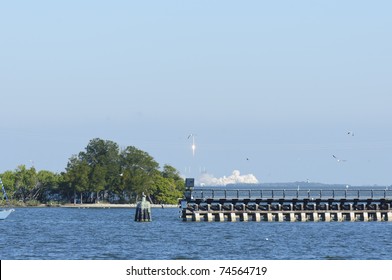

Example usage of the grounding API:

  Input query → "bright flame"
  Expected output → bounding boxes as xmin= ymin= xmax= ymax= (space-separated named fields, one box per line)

xmin=189 ymin=134 xmax=196 ymax=156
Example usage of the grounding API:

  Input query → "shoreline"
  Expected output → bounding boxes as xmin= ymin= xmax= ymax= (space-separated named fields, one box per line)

xmin=60 ymin=203 xmax=179 ymax=209
xmin=2 ymin=203 xmax=179 ymax=209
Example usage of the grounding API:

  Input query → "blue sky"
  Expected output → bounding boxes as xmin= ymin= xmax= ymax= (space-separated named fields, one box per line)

xmin=1 ymin=1 xmax=391 ymax=186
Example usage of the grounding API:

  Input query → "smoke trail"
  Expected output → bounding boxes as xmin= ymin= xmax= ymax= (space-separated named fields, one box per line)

xmin=198 ymin=170 xmax=259 ymax=186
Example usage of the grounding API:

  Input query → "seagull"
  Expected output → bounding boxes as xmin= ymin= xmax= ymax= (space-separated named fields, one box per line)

xmin=333 ymin=155 xmax=347 ymax=163
xmin=347 ymin=131 xmax=354 ymax=136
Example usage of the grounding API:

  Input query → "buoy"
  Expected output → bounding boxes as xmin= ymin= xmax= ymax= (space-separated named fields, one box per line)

xmin=134 ymin=193 xmax=151 ymax=222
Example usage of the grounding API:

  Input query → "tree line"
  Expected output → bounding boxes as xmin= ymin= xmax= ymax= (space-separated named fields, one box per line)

xmin=0 ymin=138 xmax=185 ymax=205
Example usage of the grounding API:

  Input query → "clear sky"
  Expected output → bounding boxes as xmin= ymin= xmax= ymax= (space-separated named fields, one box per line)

xmin=1 ymin=1 xmax=391 ymax=186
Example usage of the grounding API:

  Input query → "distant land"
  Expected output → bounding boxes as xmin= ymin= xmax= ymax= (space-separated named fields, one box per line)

xmin=206 ymin=182 xmax=390 ymax=189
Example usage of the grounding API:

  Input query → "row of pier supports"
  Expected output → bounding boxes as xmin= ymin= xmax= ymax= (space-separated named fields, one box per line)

xmin=184 ymin=210 xmax=392 ymax=222
xmin=181 ymin=180 xmax=392 ymax=222
xmin=188 ymin=201 xmax=392 ymax=212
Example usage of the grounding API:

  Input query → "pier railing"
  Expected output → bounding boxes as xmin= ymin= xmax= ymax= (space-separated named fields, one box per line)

xmin=186 ymin=189 xmax=392 ymax=200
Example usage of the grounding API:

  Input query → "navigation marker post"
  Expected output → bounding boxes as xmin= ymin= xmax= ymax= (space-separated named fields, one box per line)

xmin=134 ymin=193 xmax=152 ymax=222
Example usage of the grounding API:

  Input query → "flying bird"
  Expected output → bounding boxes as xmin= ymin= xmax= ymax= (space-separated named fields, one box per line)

xmin=347 ymin=131 xmax=354 ymax=136
xmin=332 ymin=155 xmax=347 ymax=163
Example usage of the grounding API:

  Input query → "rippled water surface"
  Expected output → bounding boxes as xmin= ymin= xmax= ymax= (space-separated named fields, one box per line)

xmin=1 ymin=207 xmax=392 ymax=260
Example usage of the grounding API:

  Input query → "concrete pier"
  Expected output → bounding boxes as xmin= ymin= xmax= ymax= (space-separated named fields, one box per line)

xmin=228 ymin=212 xmax=236 ymax=222
xmin=192 ymin=212 xmax=200 ymax=222
xmin=253 ymin=212 xmax=261 ymax=222
xmin=183 ymin=209 xmax=392 ymax=222
xmin=181 ymin=181 xmax=392 ymax=222
xmin=216 ymin=212 xmax=224 ymax=222
xmin=240 ymin=213 xmax=249 ymax=222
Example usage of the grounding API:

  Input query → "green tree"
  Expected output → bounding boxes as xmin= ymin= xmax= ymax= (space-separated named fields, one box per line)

xmin=14 ymin=165 xmax=38 ymax=202
xmin=3 ymin=138 xmax=185 ymax=205
xmin=0 ymin=170 xmax=16 ymax=200
xmin=35 ymin=170 xmax=61 ymax=202
xmin=65 ymin=155 xmax=90 ymax=204
xmin=162 ymin=164 xmax=185 ymax=193
xmin=151 ymin=176 xmax=183 ymax=204
xmin=80 ymin=138 xmax=120 ymax=202
xmin=120 ymin=146 xmax=160 ymax=202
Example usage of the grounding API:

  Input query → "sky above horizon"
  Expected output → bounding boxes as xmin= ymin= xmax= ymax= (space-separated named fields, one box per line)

xmin=1 ymin=1 xmax=391 ymax=186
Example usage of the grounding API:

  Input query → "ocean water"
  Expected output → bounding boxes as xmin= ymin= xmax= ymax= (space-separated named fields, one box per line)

xmin=1 ymin=207 xmax=392 ymax=260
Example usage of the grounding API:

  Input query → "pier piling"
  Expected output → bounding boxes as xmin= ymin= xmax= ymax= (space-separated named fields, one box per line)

xmin=135 ymin=194 xmax=151 ymax=222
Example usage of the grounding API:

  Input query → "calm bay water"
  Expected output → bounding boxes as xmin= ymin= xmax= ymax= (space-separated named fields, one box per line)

xmin=1 ymin=207 xmax=392 ymax=260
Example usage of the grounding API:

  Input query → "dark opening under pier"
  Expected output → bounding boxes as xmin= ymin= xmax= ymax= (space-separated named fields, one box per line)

xmin=180 ymin=182 xmax=392 ymax=222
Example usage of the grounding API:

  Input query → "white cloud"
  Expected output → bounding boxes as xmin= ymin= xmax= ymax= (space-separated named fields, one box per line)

xmin=198 ymin=170 xmax=259 ymax=186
